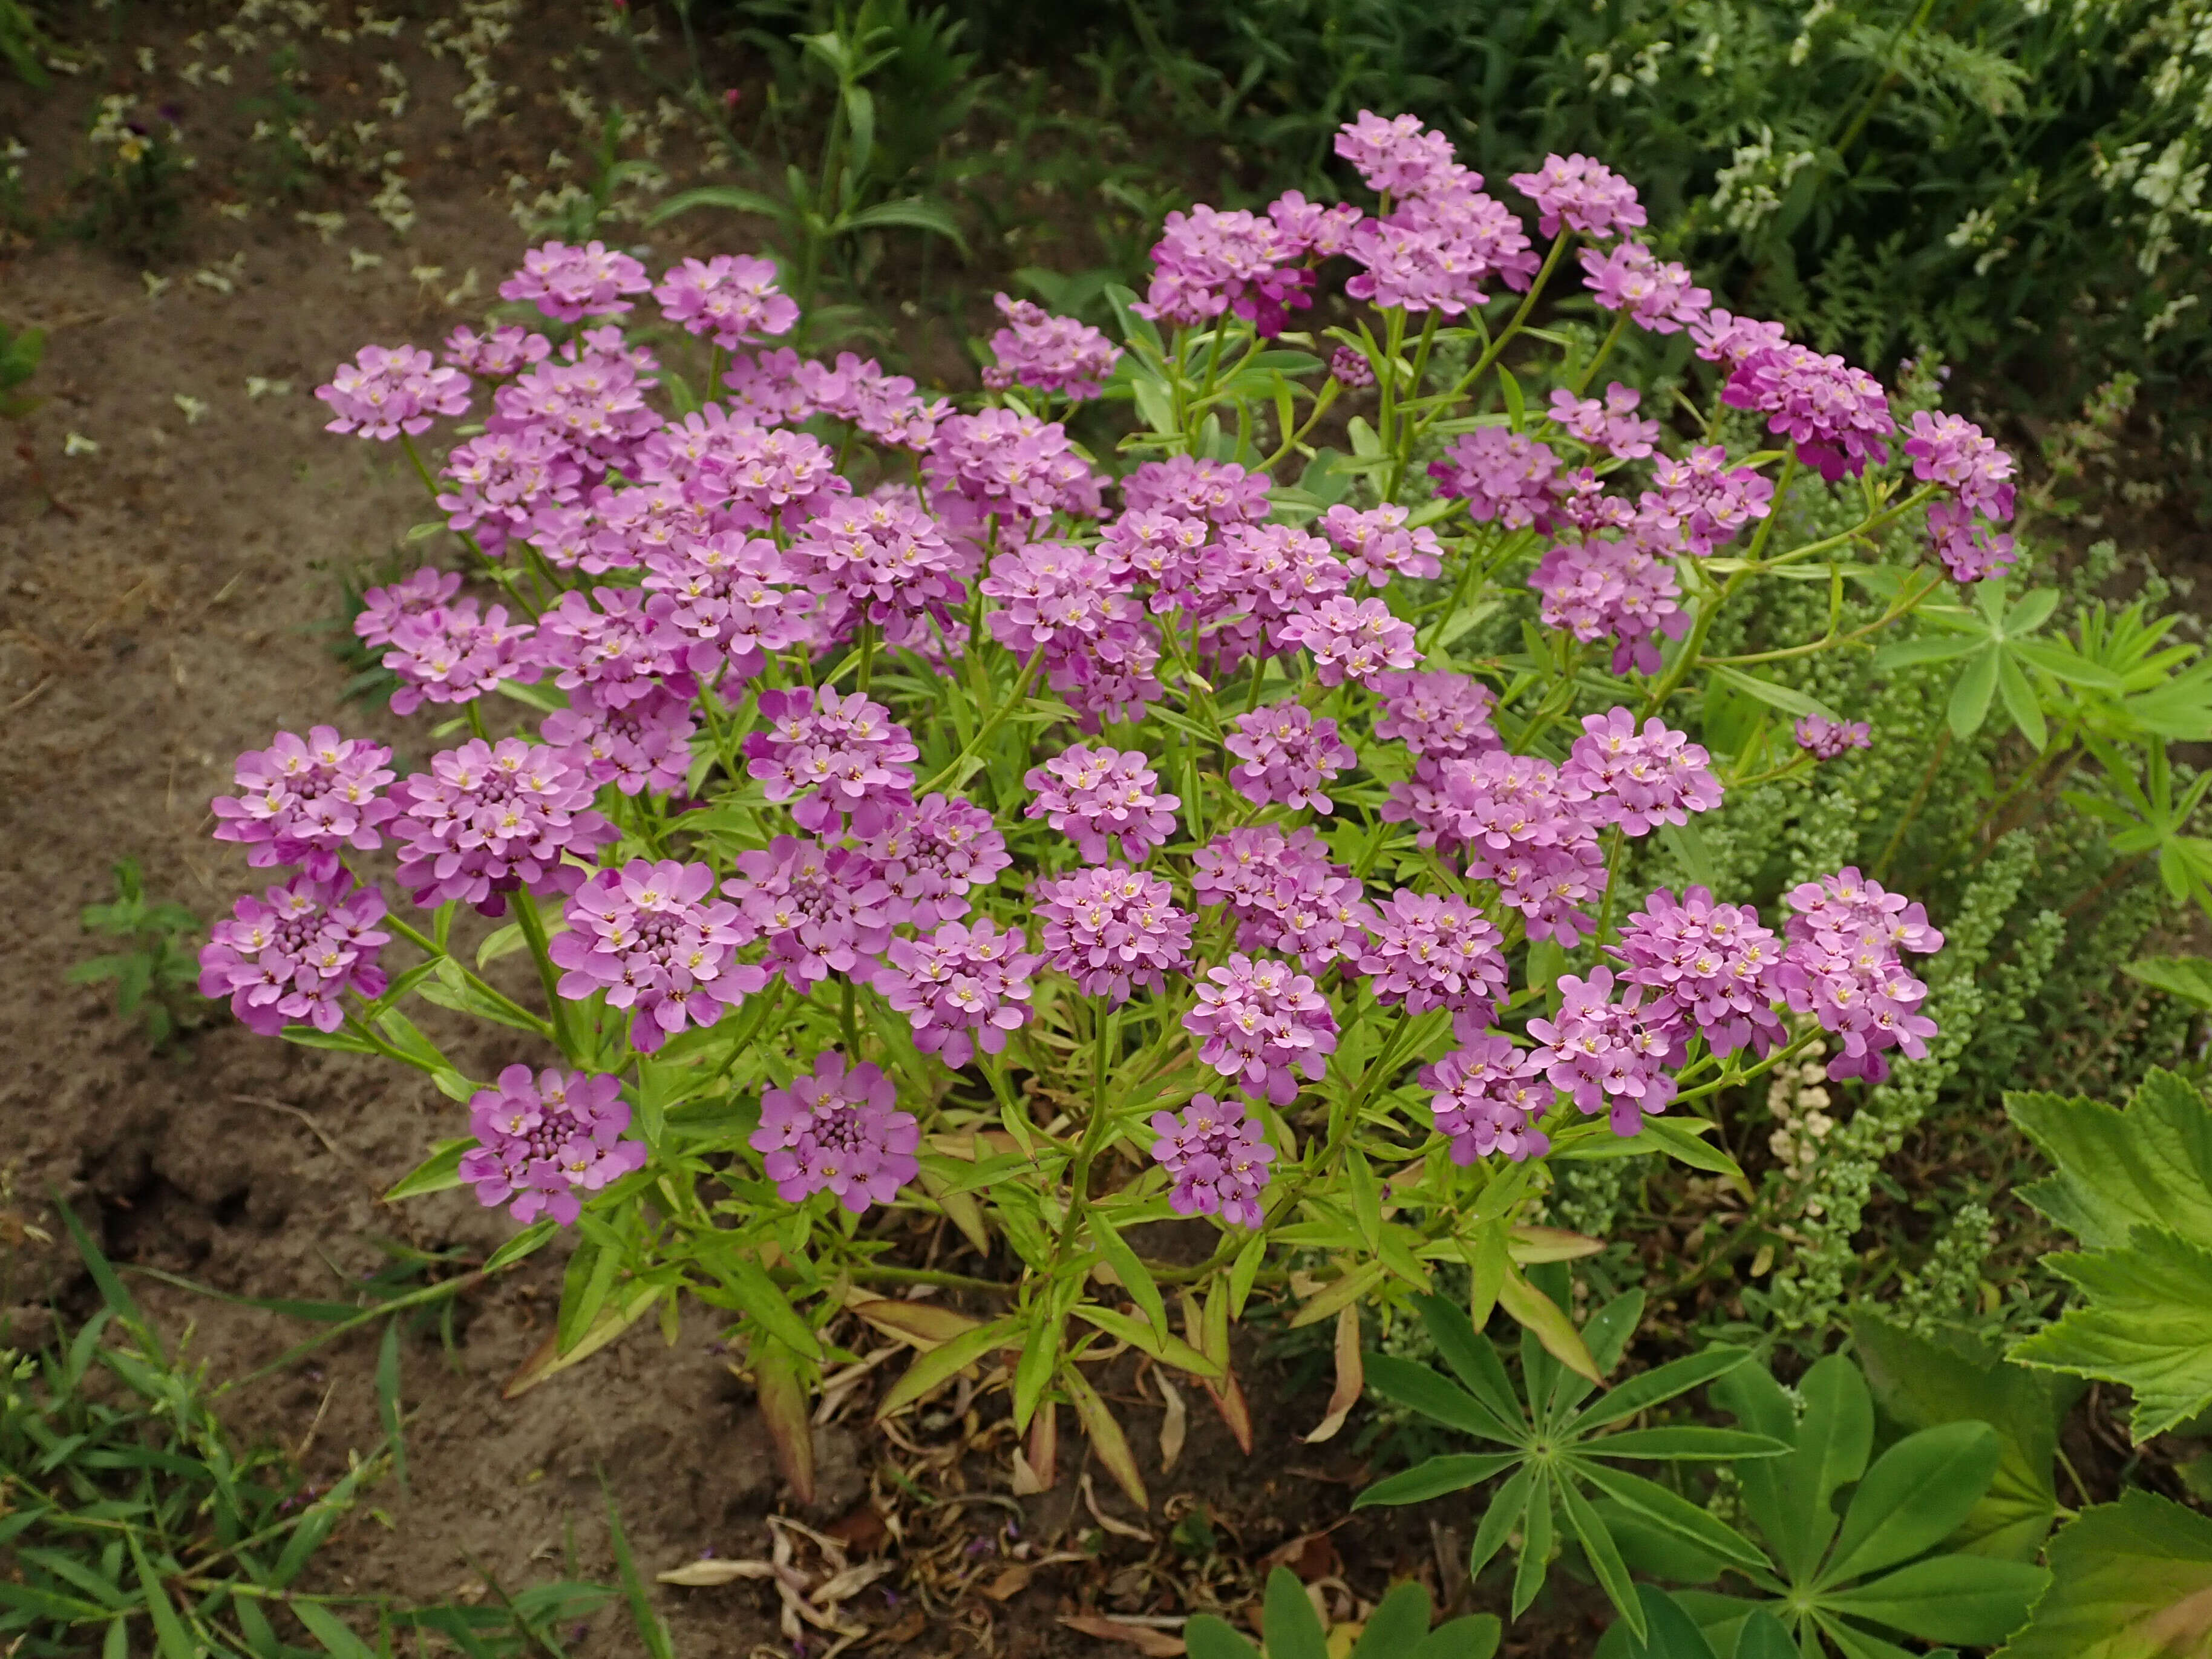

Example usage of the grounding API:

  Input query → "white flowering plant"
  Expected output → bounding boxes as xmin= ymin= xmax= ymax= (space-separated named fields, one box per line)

xmin=196 ymin=113 xmax=2055 ymax=1517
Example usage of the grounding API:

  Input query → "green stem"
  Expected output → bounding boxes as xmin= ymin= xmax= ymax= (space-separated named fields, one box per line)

xmin=1568 ymin=311 xmax=1632 ymax=398
xmin=512 ymin=888 xmax=579 ymax=1062
xmin=918 ymin=647 xmax=1044 ymax=796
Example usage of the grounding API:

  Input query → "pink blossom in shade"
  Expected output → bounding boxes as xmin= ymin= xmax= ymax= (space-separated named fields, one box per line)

xmin=1926 ymin=497 xmax=2020 ymax=584
xmin=1429 ymin=427 xmax=1562 ymax=531
xmin=796 ymin=353 xmax=952 ymax=450
xmin=1335 ymin=111 xmax=1459 ymax=198
xmin=436 ymin=425 xmax=583 ymax=554
xmin=1795 ymin=715 xmax=1872 ymax=759
xmin=443 ymin=324 xmax=551 ymax=380
xmin=1278 ymin=595 xmax=1421 ymax=688
xmin=787 ymin=495 xmax=966 ymax=638
xmin=1690 ymin=308 xmax=1790 ymax=370
xmin=1032 ymin=865 xmax=1196 ymax=1003
xmin=1189 ymin=825 xmax=1374 ymax=973
xmin=540 ymin=682 xmax=696 ymax=798
xmin=1579 ymin=242 xmax=1711 ymax=335
xmin=863 ymin=793 xmax=1011 ymax=929
xmin=1183 ymin=953 xmax=1341 ymax=1106
xmin=1268 ymin=189 xmax=1366 ymax=259
xmin=1639 ymin=447 xmax=1775 ymax=555
xmin=538 ymin=586 xmax=699 ymax=713
xmin=1547 ymin=382 xmax=1660 ymax=460
xmin=1121 ymin=456 xmax=1275 ymax=526
xmin=1150 ymin=1094 xmax=1277 ymax=1228
xmin=1185 ymin=522 xmax=1351 ymax=675
xmin=1723 ymin=342 xmax=1894 ymax=482
xmin=1372 ymin=670 xmax=1499 ymax=761
xmin=1560 ymin=708 xmax=1724 ymax=836
xmin=1508 ymin=153 xmax=1648 ymax=241
xmin=640 ymin=531 xmax=815 ymax=684
xmin=1902 ymin=411 xmax=2017 ymax=520
xmin=1225 ymin=702 xmax=1358 ymax=814
xmin=653 ymin=254 xmax=798 ymax=349
xmin=721 ymin=346 xmax=815 ymax=425
xmin=1392 ymin=177 xmax=1542 ymax=290
xmin=1526 ymin=966 xmax=1681 ymax=1136
xmin=315 ymin=345 xmax=471 ymax=439
xmin=1777 ymin=923 xmax=1937 ymax=1084
xmin=551 ymin=859 xmax=763 ymax=1050
xmin=722 ymin=837 xmax=895 ymax=992
xmin=1612 ymin=886 xmax=1787 ymax=1059
xmin=212 ymin=727 xmax=397 ymax=877
xmin=981 ymin=292 xmax=1123 ymax=401
xmin=1473 ymin=839 xmax=1609 ymax=951
xmin=389 ymin=738 xmax=617 ymax=914
xmin=1329 ymin=345 xmax=1376 ymax=388
xmin=712 ymin=425 xmax=854 ymax=534
xmin=1782 ymin=866 xmax=1945 ymax=957
xmin=1320 ymin=504 xmax=1444 ymax=587
xmin=926 ymin=409 xmax=1104 ymax=523
xmin=1421 ymin=1036 xmax=1553 ymax=1163
xmin=745 ymin=686 xmax=918 ymax=839
xmin=1383 ymin=749 xmax=1579 ymax=856
xmin=375 ymin=598 xmax=544 ymax=719
xmin=750 ymin=1051 xmax=919 ymax=1215
xmin=525 ymin=503 xmax=601 ymax=571
xmin=1356 ymin=890 xmax=1509 ymax=1018
xmin=875 ymin=918 xmax=1044 ymax=1069
xmin=197 ymin=871 xmax=390 ymax=1036
xmin=1528 ymin=532 xmax=1689 ymax=675
xmin=499 ymin=239 xmax=652 ymax=322
xmin=355 ymin=567 xmax=463 ymax=648
xmin=459 ymin=1067 xmax=646 ymax=1226
xmin=1050 ymin=628 xmax=1170 ymax=729
xmin=492 ymin=347 xmax=661 ymax=475
xmin=1023 ymin=745 xmax=1180 ymax=865
xmin=1130 ymin=203 xmax=1315 ymax=336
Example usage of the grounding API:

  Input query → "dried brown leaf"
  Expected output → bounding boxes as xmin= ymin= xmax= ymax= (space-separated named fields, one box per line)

xmin=656 ymin=1559 xmax=776 ymax=1588
xmin=1302 ymin=1304 xmax=1363 ymax=1444
xmin=1057 ymin=1615 xmax=1186 ymax=1657
xmin=1156 ymin=1376 xmax=1187 ymax=1472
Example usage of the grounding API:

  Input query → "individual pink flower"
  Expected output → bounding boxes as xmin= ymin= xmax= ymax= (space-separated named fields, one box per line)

xmin=751 ymin=1052 xmax=918 ymax=1214
xmin=459 ymin=1067 xmax=644 ymax=1226
xmin=1032 ymin=865 xmax=1194 ymax=1003
xmin=1795 ymin=715 xmax=1872 ymax=759
xmin=1321 ymin=504 xmax=1444 ymax=587
xmin=1150 ymin=1094 xmax=1275 ymax=1227
xmin=653 ymin=254 xmax=798 ymax=348
xmin=212 ymin=727 xmax=396 ymax=877
xmin=875 ymin=918 xmax=1044 ymax=1068
xmin=499 ymin=239 xmax=652 ymax=322
xmin=315 ymin=345 xmax=471 ymax=439
xmin=1183 ymin=953 xmax=1340 ymax=1105
xmin=1225 ymin=703 xmax=1358 ymax=813
xmin=1510 ymin=154 xmax=1648 ymax=241
xmin=1023 ymin=745 xmax=1180 ymax=863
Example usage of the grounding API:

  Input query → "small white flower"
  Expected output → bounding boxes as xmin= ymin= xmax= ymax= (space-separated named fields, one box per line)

xmin=245 ymin=376 xmax=292 ymax=399
xmin=174 ymin=394 xmax=211 ymax=425
xmin=348 ymin=247 xmax=385 ymax=272
xmin=63 ymin=431 xmax=99 ymax=457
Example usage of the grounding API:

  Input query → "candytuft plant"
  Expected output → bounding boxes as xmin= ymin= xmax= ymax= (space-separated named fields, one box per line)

xmin=196 ymin=113 xmax=2037 ymax=1508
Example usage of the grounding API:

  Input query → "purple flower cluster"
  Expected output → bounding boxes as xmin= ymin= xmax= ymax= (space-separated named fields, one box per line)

xmin=1724 ymin=342 xmax=1894 ymax=483
xmin=542 ymin=684 xmax=696 ymax=797
xmin=1225 ymin=702 xmax=1358 ymax=813
xmin=1150 ymin=1095 xmax=1275 ymax=1227
xmin=982 ymin=292 xmax=1122 ymax=401
xmin=980 ymin=541 xmax=1161 ymax=722
xmin=1357 ymin=891 xmax=1508 ymax=1016
xmin=1338 ymin=114 xmax=1538 ymax=316
xmin=1320 ymin=504 xmax=1443 ymax=587
xmin=500 ymin=239 xmax=652 ymax=322
xmin=1189 ymin=825 xmax=1373 ymax=973
xmin=1024 ymin=745 xmax=1180 ymax=863
xmin=1186 ymin=522 xmax=1350 ymax=672
xmin=1330 ymin=345 xmax=1376 ymax=388
xmin=460 ymin=1067 xmax=645 ymax=1226
xmin=1548 ymin=383 xmax=1659 ymax=459
xmin=1279 ymin=597 xmax=1420 ymax=687
xmin=315 ymin=345 xmax=470 ymax=440
xmin=1641 ymin=448 xmax=1775 ymax=555
xmin=552 ymin=859 xmax=764 ymax=1051
xmin=863 ymin=794 xmax=1010 ymax=928
xmin=1183 ymin=954 xmax=1340 ymax=1105
xmin=1372 ymin=670 xmax=1497 ymax=760
xmin=1795 ymin=715 xmax=1873 ymax=759
xmin=539 ymin=586 xmax=698 ymax=713
xmin=197 ymin=871 xmax=390 ymax=1035
xmin=1422 ymin=1035 xmax=1551 ymax=1163
xmin=1122 ymin=456 xmax=1273 ymax=525
xmin=437 ymin=427 xmax=582 ymax=554
xmin=1904 ymin=411 xmax=2019 ymax=583
xmin=928 ymin=410 xmax=1102 ymax=525
xmin=797 ymin=353 xmax=949 ymax=450
xmin=875 ymin=918 xmax=1043 ymax=1067
xmin=654 ymin=254 xmax=797 ymax=348
xmin=1560 ymin=708 xmax=1724 ymax=834
xmin=1032 ymin=865 xmax=1194 ymax=1002
xmin=1430 ymin=427 xmax=1560 ymax=530
xmin=787 ymin=495 xmax=966 ymax=643
xmin=370 ymin=591 xmax=543 ymax=719
xmin=1133 ymin=198 xmax=1350 ymax=336
xmin=1527 ymin=967 xmax=1681 ymax=1135
xmin=745 ymin=686 xmax=918 ymax=837
xmin=390 ymin=738 xmax=615 ymax=914
xmin=639 ymin=532 xmax=816 ymax=681
xmin=1530 ymin=531 xmax=1686 ymax=674
xmin=1613 ymin=887 xmax=1785 ymax=1059
xmin=1778 ymin=868 xmax=1942 ymax=1082
xmin=212 ymin=727 xmax=396 ymax=877
xmin=1580 ymin=242 xmax=1710 ymax=334
xmin=724 ymin=836 xmax=894 ymax=990
xmin=1510 ymin=153 xmax=1648 ymax=240
xmin=751 ymin=1052 xmax=917 ymax=1214
xmin=443 ymin=324 xmax=550 ymax=380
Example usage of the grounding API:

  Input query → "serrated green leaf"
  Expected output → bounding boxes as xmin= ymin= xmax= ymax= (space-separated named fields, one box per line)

xmin=1994 ymin=1489 xmax=2212 ymax=1659
xmin=2006 ymin=1070 xmax=2212 ymax=1250
xmin=2010 ymin=1224 xmax=2212 ymax=1441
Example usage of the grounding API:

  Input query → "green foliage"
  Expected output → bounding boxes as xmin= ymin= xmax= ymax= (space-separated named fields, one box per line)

xmin=1356 ymin=1278 xmax=1787 ymax=1640
xmin=0 ymin=0 xmax=50 ymax=87
xmin=1185 ymin=1569 xmax=1499 ymax=1659
xmin=1614 ymin=1353 xmax=2048 ymax=1657
xmin=4 ymin=1209 xmax=619 ymax=1658
xmin=74 ymin=94 xmax=188 ymax=261
xmin=2005 ymin=1069 xmax=2212 ymax=1441
xmin=1996 ymin=1489 xmax=2212 ymax=1659
xmin=67 ymin=860 xmax=206 ymax=1050
xmin=0 ymin=316 xmax=43 ymax=422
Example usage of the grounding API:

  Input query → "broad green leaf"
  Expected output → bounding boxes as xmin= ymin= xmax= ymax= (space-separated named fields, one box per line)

xmin=840 ymin=196 xmax=970 ymax=256
xmin=1407 ymin=1615 xmax=1501 ymax=1659
xmin=1947 ymin=647 xmax=2000 ymax=737
xmin=1823 ymin=1421 xmax=2003 ymax=1586
xmin=2011 ymin=1223 xmax=2212 ymax=1441
xmin=1852 ymin=1312 xmax=2063 ymax=1560
xmin=2006 ymin=1070 xmax=2212 ymax=1249
xmin=2122 ymin=956 xmax=2212 ymax=1012
xmin=751 ymin=1334 xmax=816 ymax=1505
xmin=1264 ymin=1566 xmax=1329 ymax=1659
xmin=1364 ymin=1354 xmax=1520 ymax=1443
xmin=1997 ymin=653 xmax=2050 ymax=750
xmin=384 ymin=1138 xmax=472 ymax=1202
xmin=1994 ymin=1488 xmax=2212 ymax=1659
xmin=875 ymin=1318 xmax=1020 ymax=1421
xmin=1416 ymin=1292 xmax=1526 ymax=1435
xmin=1709 ymin=666 xmax=1839 ymax=722
xmin=1615 ymin=1586 xmax=1720 ymax=1659
xmin=1184 ymin=1615 xmax=1262 ymax=1659
xmin=1732 ymin=1609 xmax=1796 ymax=1659
xmin=1824 ymin=1554 xmax=2048 ymax=1646
xmin=1353 ymin=1582 xmax=1435 ymax=1659
xmin=1355 ymin=1452 xmax=1520 ymax=1508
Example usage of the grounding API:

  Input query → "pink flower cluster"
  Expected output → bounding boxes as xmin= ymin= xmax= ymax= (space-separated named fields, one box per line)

xmin=1226 ymin=702 xmax=1358 ymax=813
xmin=316 ymin=345 xmax=470 ymax=440
xmin=1279 ymin=596 xmax=1420 ymax=687
xmin=1510 ymin=153 xmax=1648 ymax=241
xmin=390 ymin=738 xmax=615 ymax=914
xmin=1372 ymin=670 xmax=1497 ymax=760
xmin=1724 ymin=341 xmax=1894 ymax=483
xmin=1795 ymin=715 xmax=1873 ymax=759
xmin=1904 ymin=411 xmax=2019 ymax=583
xmin=1183 ymin=953 xmax=1340 ymax=1105
xmin=1134 ymin=196 xmax=1355 ymax=336
xmin=982 ymin=292 xmax=1122 ymax=401
xmin=1580 ymin=242 xmax=1710 ymax=335
xmin=1613 ymin=887 xmax=1787 ymax=1059
xmin=1151 ymin=1094 xmax=1275 ymax=1227
xmin=1032 ymin=865 xmax=1194 ymax=1002
xmin=865 ymin=794 xmax=1010 ymax=928
xmin=1338 ymin=114 xmax=1539 ymax=315
xmin=1190 ymin=825 xmax=1373 ymax=974
xmin=553 ymin=859 xmax=765 ymax=1052
xmin=499 ymin=240 xmax=652 ymax=322
xmin=1422 ymin=1035 xmax=1551 ymax=1163
xmin=744 ymin=686 xmax=918 ymax=837
xmin=1357 ymin=891 xmax=1508 ymax=1017
xmin=460 ymin=1067 xmax=645 ymax=1226
xmin=875 ymin=918 xmax=1042 ymax=1067
xmin=1548 ymin=383 xmax=1659 ymax=459
xmin=1320 ymin=503 xmax=1444 ymax=587
xmin=752 ymin=1052 xmax=917 ymax=1214
xmin=1024 ymin=745 xmax=1180 ymax=863
xmin=1778 ymin=868 xmax=1942 ymax=1082
xmin=654 ymin=254 xmax=797 ymax=349
xmin=197 ymin=871 xmax=390 ymax=1036
xmin=1528 ymin=967 xmax=1682 ymax=1135
xmin=724 ymin=836 xmax=894 ymax=991
xmin=1430 ymin=427 xmax=1560 ymax=529
xmin=212 ymin=727 xmax=396 ymax=877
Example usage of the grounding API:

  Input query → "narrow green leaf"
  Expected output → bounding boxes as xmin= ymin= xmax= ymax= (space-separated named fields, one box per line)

xmin=1416 ymin=1291 xmax=1524 ymax=1433
xmin=1560 ymin=1471 xmax=1644 ymax=1636
xmin=1575 ymin=1460 xmax=1774 ymax=1576
xmin=1088 ymin=1211 xmax=1168 ymax=1341
xmin=1573 ymin=1349 xmax=1753 ymax=1435
xmin=376 ymin=1319 xmax=407 ymax=1494
xmin=1468 ymin=1462 xmax=1535 ymax=1579
xmin=1823 ymin=1421 xmax=2003 ymax=1586
xmin=293 ymin=1601 xmax=379 ymax=1659
xmin=126 ymin=1536 xmax=197 ymax=1659
xmin=1364 ymin=1354 xmax=1520 ymax=1443
xmin=384 ymin=1139 xmax=472 ymax=1203
xmin=1947 ymin=647 xmax=2000 ymax=738
xmin=1592 ymin=1427 xmax=1790 ymax=1461
xmin=1823 ymin=1554 xmax=2048 ymax=1645
xmin=719 ymin=1255 xmax=822 ymax=1363
xmin=1354 ymin=1452 xmax=1520 ymax=1509
xmin=876 ymin=1319 xmax=1019 ymax=1421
